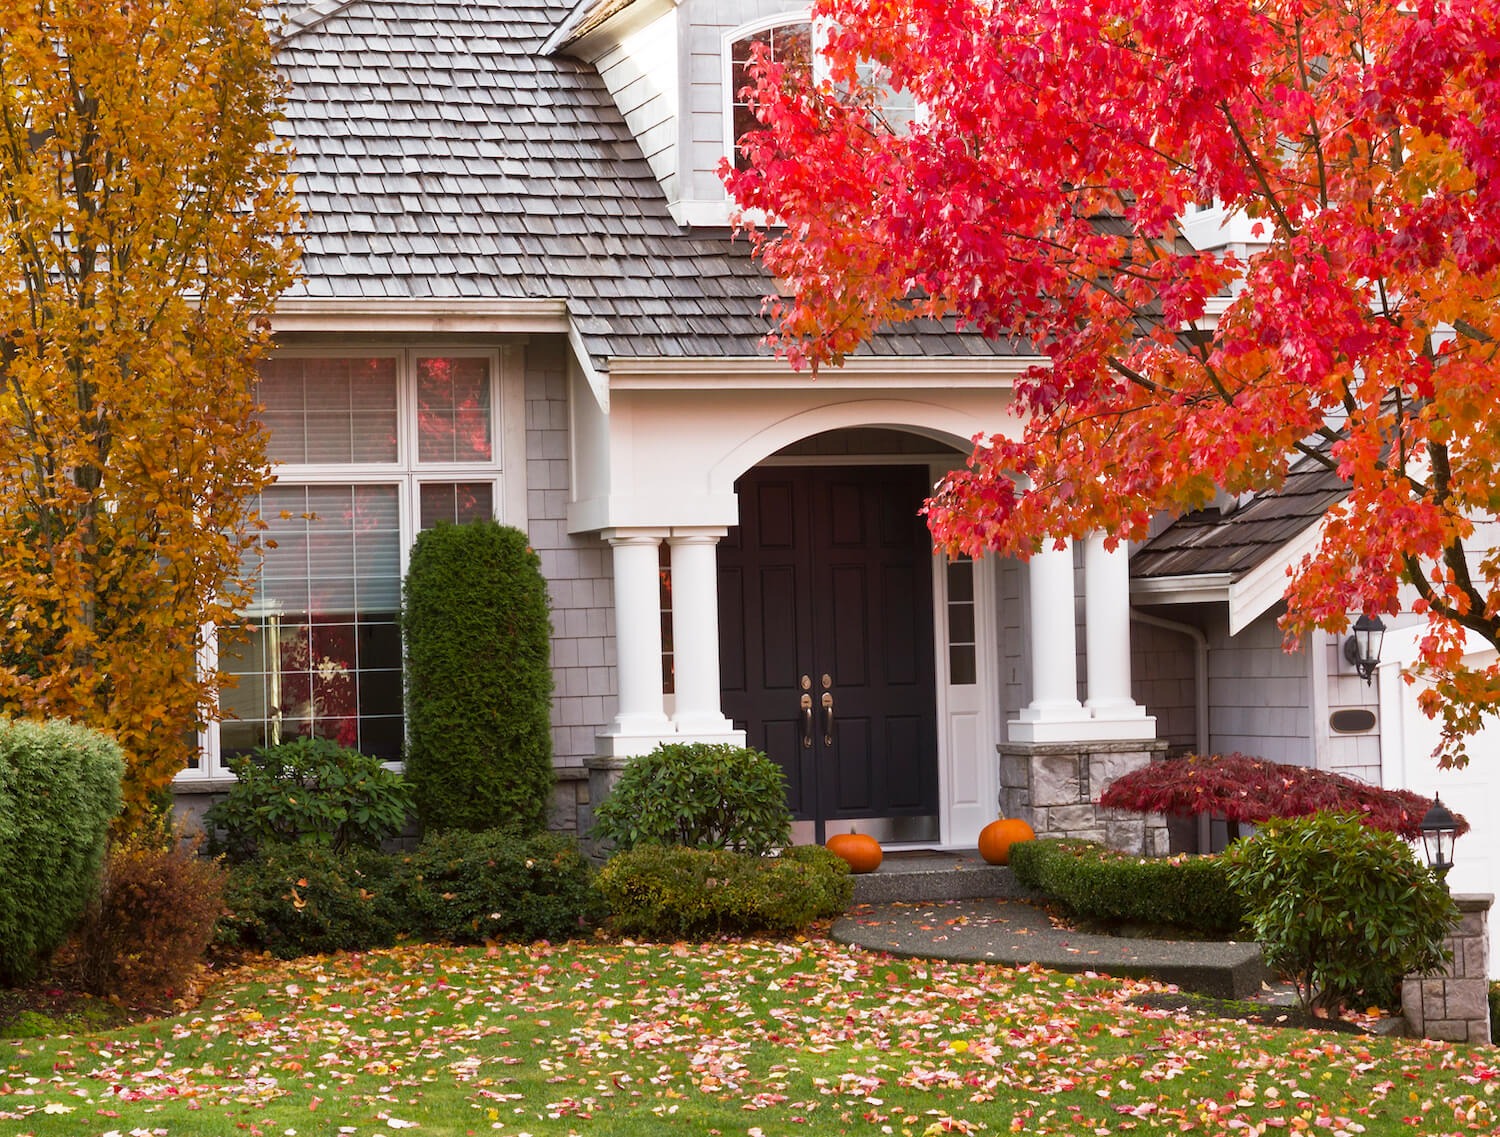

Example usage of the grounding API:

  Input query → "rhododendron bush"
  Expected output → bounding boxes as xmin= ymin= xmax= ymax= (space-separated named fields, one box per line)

xmin=723 ymin=0 xmax=1500 ymax=765
xmin=1097 ymin=752 xmax=1467 ymax=839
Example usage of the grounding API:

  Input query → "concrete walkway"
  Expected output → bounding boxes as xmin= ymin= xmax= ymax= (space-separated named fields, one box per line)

xmin=833 ymin=851 xmax=1266 ymax=1000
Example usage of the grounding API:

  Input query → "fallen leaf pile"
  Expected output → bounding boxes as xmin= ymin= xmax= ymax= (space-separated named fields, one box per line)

xmin=0 ymin=938 xmax=1493 ymax=1136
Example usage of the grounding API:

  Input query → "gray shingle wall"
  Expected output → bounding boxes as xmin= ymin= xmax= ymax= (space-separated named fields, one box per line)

xmin=1316 ymin=630 xmax=1382 ymax=785
xmin=523 ymin=337 xmax=615 ymax=769
xmin=1206 ymin=611 xmax=1313 ymax=766
xmin=1130 ymin=620 xmax=1197 ymax=752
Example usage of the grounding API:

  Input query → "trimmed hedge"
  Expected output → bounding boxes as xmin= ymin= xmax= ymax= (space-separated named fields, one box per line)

xmin=0 ymin=719 xmax=124 ymax=984
xmin=591 ymin=742 xmax=792 ymax=855
xmin=402 ymin=521 xmax=553 ymax=834
xmin=1010 ymin=838 xmax=1243 ymax=936
xmin=398 ymin=830 xmax=604 ymax=944
xmin=597 ymin=844 xmax=852 ymax=939
xmin=219 ymin=830 xmax=601 ymax=959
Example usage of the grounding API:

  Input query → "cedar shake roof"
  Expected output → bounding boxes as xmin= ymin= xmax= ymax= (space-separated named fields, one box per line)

xmin=273 ymin=0 xmax=1016 ymax=371
xmin=1132 ymin=453 xmax=1349 ymax=579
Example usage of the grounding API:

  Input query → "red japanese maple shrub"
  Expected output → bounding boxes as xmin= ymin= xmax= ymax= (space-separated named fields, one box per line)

xmin=1099 ymin=753 xmax=1465 ymax=840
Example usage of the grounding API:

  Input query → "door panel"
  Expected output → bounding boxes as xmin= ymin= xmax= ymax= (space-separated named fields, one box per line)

xmin=719 ymin=464 xmax=939 ymax=843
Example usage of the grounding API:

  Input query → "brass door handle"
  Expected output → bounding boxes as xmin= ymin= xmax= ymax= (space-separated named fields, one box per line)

xmin=821 ymin=691 xmax=834 ymax=745
xmin=800 ymin=693 xmax=813 ymax=748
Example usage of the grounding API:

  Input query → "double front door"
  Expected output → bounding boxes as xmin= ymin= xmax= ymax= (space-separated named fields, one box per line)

xmin=718 ymin=465 xmax=940 ymax=844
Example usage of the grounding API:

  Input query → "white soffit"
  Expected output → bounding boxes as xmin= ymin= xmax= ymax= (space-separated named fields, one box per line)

xmin=605 ymin=355 xmax=1043 ymax=391
xmin=1227 ymin=517 xmax=1327 ymax=635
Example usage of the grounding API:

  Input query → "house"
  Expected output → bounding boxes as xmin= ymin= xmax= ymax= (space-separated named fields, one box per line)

xmin=172 ymin=0 xmax=1496 ymax=917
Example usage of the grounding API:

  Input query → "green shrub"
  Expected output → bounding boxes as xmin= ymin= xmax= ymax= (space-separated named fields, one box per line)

xmin=1009 ymin=838 xmax=1243 ymax=936
xmin=597 ymin=844 xmax=851 ymax=939
xmin=219 ymin=843 xmax=402 ymax=959
xmin=402 ymin=522 xmax=553 ymax=834
xmin=205 ymin=737 xmax=413 ymax=861
xmin=67 ymin=830 xmax=226 ymax=1002
xmin=398 ymin=829 xmax=602 ymax=944
xmin=0 ymin=719 xmax=124 ymax=984
xmin=591 ymin=742 xmax=792 ymax=855
xmin=1224 ymin=812 xmax=1456 ymax=1017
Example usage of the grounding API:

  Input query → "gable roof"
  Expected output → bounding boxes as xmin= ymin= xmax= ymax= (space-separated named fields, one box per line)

xmin=1132 ymin=455 xmax=1349 ymax=580
xmin=274 ymin=0 xmax=1016 ymax=373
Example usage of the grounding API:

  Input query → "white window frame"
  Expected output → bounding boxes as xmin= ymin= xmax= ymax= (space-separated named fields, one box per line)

xmin=182 ymin=344 xmax=514 ymax=783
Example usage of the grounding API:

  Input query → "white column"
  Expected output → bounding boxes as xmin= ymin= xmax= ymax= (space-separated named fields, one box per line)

xmin=1083 ymin=531 xmax=1155 ymax=738
xmin=606 ymin=533 xmax=672 ymax=737
xmin=668 ymin=531 xmax=737 ymax=736
xmin=1084 ymin=532 xmax=1144 ymax=717
xmin=1010 ymin=539 xmax=1089 ymax=741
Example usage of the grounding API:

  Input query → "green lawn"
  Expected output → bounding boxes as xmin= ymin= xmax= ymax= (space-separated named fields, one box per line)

xmin=0 ymin=937 xmax=1495 ymax=1136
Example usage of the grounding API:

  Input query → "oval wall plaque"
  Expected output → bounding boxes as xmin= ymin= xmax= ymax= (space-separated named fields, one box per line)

xmin=1330 ymin=709 xmax=1377 ymax=734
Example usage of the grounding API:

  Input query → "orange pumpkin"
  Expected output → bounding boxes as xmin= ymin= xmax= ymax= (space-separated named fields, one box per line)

xmin=826 ymin=830 xmax=883 ymax=873
xmin=978 ymin=817 xmax=1035 ymax=865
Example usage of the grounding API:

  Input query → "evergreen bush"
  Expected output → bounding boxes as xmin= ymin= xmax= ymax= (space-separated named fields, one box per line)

xmin=402 ymin=522 xmax=554 ymax=833
xmin=1225 ymin=812 xmax=1456 ymax=1016
xmin=397 ymin=829 xmax=602 ymax=944
xmin=204 ymin=737 xmax=413 ymax=860
xmin=219 ymin=842 xmax=404 ymax=959
xmin=597 ymin=844 xmax=851 ymax=938
xmin=0 ymin=719 xmax=124 ymax=984
xmin=1010 ymin=838 xmax=1243 ymax=935
xmin=591 ymin=742 xmax=792 ymax=855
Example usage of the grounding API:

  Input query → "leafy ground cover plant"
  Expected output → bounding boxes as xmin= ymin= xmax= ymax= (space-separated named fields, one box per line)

xmin=591 ymin=742 xmax=792 ymax=854
xmin=1098 ymin=752 xmax=1462 ymax=840
xmin=597 ymin=844 xmax=850 ymax=938
xmin=0 ymin=939 xmax=1494 ymax=1135
xmin=1225 ymin=812 xmax=1456 ymax=1017
xmin=1010 ymin=838 xmax=1242 ymax=936
xmin=204 ymin=738 xmax=413 ymax=860
xmin=0 ymin=719 xmax=124 ymax=985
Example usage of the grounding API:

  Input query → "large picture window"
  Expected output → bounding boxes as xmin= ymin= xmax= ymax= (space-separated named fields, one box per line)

xmin=186 ymin=348 xmax=506 ymax=777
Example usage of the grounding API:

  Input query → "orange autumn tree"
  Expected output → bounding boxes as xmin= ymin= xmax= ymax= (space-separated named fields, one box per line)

xmin=724 ymin=0 xmax=1500 ymax=765
xmin=0 ymin=0 xmax=299 ymax=826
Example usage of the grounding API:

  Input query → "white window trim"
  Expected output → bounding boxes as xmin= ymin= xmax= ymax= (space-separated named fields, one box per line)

xmin=183 ymin=345 xmax=513 ymax=783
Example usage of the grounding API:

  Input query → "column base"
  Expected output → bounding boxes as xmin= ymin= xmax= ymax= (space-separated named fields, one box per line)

xmin=998 ymin=738 xmax=1170 ymax=854
xmin=1007 ymin=714 xmax=1157 ymax=743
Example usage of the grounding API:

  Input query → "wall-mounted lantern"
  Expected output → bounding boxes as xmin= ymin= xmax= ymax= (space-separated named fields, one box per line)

xmin=1342 ymin=613 xmax=1386 ymax=685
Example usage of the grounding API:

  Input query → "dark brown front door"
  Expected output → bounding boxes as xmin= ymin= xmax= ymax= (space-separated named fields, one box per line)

xmin=718 ymin=465 xmax=940 ymax=844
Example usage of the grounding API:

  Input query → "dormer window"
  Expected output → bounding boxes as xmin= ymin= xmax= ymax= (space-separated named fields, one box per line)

xmin=728 ymin=18 xmax=813 ymax=171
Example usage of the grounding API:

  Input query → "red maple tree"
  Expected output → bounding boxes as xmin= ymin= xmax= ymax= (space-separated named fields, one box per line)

xmin=723 ymin=0 xmax=1500 ymax=764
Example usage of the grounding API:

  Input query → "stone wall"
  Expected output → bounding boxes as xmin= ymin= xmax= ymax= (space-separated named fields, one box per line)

xmin=998 ymin=739 xmax=1171 ymax=855
xmin=1403 ymin=893 xmax=1493 ymax=1045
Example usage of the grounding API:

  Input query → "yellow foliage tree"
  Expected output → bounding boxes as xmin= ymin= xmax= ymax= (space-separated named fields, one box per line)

xmin=0 ymin=0 xmax=299 ymax=827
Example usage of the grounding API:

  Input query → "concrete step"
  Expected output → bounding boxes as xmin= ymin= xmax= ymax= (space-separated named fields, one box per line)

xmin=850 ymin=851 xmax=1040 ymax=905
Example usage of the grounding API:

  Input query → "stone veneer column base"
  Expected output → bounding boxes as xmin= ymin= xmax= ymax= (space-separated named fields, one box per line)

xmin=1403 ymin=893 xmax=1494 ymax=1045
xmin=998 ymin=738 xmax=1171 ymax=855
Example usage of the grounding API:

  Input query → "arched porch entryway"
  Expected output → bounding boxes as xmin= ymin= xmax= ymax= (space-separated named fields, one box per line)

xmin=718 ymin=430 xmax=966 ymax=844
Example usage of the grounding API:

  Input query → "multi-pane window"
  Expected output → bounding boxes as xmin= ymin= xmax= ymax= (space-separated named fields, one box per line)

xmin=190 ymin=349 xmax=505 ymax=776
xmin=946 ymin=557 xmax=977 ymax=686
xmin=729 ymin=21 xmax=813 ymax=170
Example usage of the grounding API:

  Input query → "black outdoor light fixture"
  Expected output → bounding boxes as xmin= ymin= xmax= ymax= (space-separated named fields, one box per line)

xmin=1419 ymin=795 xmax=1462 ymax=878
xmin=1342 ymin=613 xmax=1387 ymax=684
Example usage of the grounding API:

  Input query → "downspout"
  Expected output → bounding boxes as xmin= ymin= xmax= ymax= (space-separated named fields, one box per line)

xmin=1130 ymin=608 xmax=1211 ymax=850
